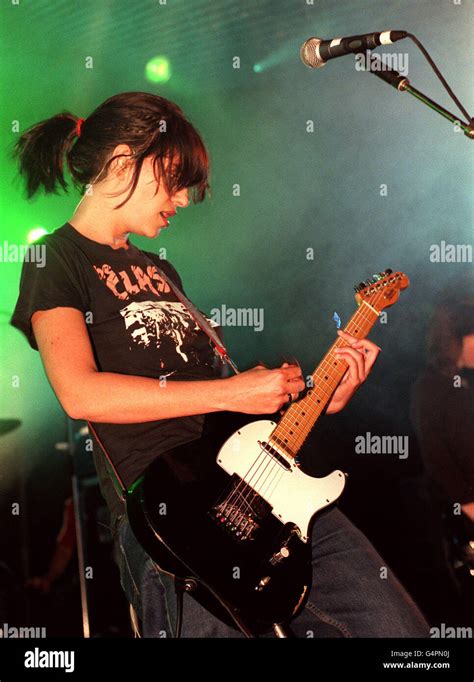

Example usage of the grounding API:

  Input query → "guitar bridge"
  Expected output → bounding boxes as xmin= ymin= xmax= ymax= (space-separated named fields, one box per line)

xmin=209 ymin=474 xmax=272 ymax=542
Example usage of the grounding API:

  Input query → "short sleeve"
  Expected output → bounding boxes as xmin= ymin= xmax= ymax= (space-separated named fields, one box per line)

xmin=10 ymin=239 xmax=88 ymax=351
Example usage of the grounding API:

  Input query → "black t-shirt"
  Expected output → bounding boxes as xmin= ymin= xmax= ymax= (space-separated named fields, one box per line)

xmin=10 ymin=222 xmax=225 ymax=521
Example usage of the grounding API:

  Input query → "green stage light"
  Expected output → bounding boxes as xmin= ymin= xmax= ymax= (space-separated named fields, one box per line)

xmin=27 ymin=227 xmax=49 ymax=243
xmin=145 ymin=56 xmax=171 ymax=84
xmin=253 ymin=63 xmax=263 ymax=73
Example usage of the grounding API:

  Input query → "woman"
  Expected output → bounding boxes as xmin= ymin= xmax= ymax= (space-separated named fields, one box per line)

xmin=10 ymin=91 xmax=428 ymax=638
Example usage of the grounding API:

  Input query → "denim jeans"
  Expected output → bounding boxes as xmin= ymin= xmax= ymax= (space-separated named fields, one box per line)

xmin=113 ymin=505 xmax=430 ymax=638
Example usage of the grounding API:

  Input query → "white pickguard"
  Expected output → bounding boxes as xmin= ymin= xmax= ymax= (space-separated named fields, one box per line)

xmin=216 ymin=420 xmax=346 ymax=542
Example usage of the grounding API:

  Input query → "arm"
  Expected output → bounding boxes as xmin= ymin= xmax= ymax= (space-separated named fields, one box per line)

xmin=32 ymin=307 xmax=306 ymax=423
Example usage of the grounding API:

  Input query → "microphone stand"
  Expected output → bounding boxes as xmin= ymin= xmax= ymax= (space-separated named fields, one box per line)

xmin=365 ymin=56 xmax=474 ymax=139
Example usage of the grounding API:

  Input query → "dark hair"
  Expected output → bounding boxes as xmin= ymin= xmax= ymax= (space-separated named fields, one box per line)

xmin=11 ymin=91 xmax=210 ymax=209
xmin=427 ymin=298 xmax=474 ymax=375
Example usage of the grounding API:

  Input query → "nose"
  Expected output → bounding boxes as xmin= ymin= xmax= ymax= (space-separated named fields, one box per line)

xmin=173 ymin=187 xmax=189 ymax=209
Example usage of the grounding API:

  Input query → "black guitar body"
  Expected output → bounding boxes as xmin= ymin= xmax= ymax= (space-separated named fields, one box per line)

xmin=126 ymin=410 xmax=312 ymax=636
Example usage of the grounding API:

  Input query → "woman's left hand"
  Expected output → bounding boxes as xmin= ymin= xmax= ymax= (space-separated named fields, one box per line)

xmin=326 ymin=329 xmax=381 ymax=415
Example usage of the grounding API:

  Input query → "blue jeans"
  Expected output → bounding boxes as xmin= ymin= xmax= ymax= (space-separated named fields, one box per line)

xmin=113 ymin=505 xmax=429 ymax=638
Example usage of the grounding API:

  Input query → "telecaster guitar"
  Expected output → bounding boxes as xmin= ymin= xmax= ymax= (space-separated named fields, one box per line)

xmin=126 ymin=269 xmax=409 ymax=636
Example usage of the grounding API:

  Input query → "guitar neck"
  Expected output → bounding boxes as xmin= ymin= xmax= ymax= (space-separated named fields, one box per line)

xmin=269 ymin=300 xmax=380 ymax=459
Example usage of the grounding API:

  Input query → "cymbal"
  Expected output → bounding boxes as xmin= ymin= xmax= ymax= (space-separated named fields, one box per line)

xmin=0 ymin=419 xmax=22 ymax=436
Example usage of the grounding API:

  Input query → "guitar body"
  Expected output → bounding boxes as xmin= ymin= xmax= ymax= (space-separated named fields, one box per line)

xmin=126 ymin=410 xmax=346 ymax=635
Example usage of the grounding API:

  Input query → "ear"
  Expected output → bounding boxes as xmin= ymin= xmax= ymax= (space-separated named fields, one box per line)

xmin=110 ymin=143 xmax=134 ymax=176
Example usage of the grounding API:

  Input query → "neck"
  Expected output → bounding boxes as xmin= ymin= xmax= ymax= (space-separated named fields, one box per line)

xmin=69 ymin=195 xmax=130 ymax=249
xmin=270 ymin=300 xmax=380 ymax=458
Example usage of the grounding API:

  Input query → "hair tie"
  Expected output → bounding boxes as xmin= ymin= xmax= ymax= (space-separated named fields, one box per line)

xmin=75 ymin=117 xmax=85 ymax=138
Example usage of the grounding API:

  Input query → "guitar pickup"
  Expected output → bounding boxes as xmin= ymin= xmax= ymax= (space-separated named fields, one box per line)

xmin=258 ymin=441 xmax=292 ymax=471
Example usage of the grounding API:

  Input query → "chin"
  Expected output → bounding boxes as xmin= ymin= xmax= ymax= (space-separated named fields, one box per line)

xmin=142 ymin=225 xmax=160 ymax=238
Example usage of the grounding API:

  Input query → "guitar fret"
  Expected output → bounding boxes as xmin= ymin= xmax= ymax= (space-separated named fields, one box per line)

xmin=272 ymin=297 xmax=382 ymax=457
xmin=269 ymin=434 xmax=297 ymax=458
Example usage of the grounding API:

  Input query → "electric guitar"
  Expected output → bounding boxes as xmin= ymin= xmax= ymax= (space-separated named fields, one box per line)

xmin=126 ymin=269 xmax=409 ymax=636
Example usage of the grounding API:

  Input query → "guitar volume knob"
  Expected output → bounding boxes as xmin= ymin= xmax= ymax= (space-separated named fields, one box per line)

xmin=269 ymin=546 xmax=291 ymax=565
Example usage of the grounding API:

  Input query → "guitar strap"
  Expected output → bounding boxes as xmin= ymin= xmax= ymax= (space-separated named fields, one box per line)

xmin=87 ymin=260 xmax=240 ymax=499
xmin=152 ymin=261 xmax=240 ymax=376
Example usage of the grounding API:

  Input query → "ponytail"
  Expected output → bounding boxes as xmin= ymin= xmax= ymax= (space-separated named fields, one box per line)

xmin=12 ymin=113 xmax=81 ymax=199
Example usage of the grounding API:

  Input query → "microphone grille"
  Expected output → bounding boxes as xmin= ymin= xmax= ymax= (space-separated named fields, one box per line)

xmin=300 ymin=38 xmax=326 ymax=69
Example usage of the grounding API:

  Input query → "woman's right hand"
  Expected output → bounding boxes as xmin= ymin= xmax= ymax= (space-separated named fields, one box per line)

xmin=225 ymin=362 xmax=306 ymax=414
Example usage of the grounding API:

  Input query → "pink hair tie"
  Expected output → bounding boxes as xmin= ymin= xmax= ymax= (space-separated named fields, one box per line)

xmin=75 ymin=117 xmax=85 ymax=137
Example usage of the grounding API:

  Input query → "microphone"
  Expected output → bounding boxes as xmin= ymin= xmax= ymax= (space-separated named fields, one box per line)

xmin=300 ymin=30 xmax=408 ymax=69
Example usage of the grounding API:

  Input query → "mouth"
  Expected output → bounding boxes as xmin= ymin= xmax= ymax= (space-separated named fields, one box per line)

xmin=159 ymin=210 xmax=176 ymax=227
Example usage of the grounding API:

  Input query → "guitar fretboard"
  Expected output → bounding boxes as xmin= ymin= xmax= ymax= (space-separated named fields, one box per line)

xmin=269 ymin=300 xmax=380 ymax=458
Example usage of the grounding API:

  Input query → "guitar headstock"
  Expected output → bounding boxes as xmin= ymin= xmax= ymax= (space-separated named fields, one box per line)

xmin=354 ymin=269 xmax=410 ymax=312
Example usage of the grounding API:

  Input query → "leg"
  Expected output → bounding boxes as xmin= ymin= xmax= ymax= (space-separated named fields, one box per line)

xmin=289 ymin=505 xmax=430 ymax=638
xmin=114 ymin=507 xmax=429 ymax=638
xmin=114 ymin=514 xmax=245 ymax=638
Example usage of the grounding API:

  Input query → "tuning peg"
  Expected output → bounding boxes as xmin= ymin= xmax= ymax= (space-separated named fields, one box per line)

xmin=385 ymin=268 xmax=392 ymax=275
xmin=372 ymin=273 xmax=381 ymax=281
xmin=358 ymin=282 xmax=366 ymax=289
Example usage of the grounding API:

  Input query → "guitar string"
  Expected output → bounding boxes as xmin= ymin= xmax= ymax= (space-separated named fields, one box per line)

xmin=272 ymin=302 xmax=379 ymax=452
xmin=256 ymin=296 xmax=384 ymax=477
xmin=220 ymin=286 xmax=388 ymax=524
xmin=223 ymin=325 xmax=371 ymax=518
xmin=272 ymin=303 xmax=377 ymax=453
xmin=222 ymin=290 xmax=384 ymax=519
xmin=241 ymin=281 xmax=396 ymax=516
xmin=221 ymin=293 xmax=384 ymax=520
xmin=232 ymin=296 xmax=383 ymax=505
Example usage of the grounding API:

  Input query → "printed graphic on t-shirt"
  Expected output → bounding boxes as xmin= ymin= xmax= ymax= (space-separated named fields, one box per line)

xmin=120 ymin=300 xmax=218 ymax=362
xmin=93 ymin=262 xmax=171 ymax=300
xmin=93 ymin=261 xmax=218 ymax=372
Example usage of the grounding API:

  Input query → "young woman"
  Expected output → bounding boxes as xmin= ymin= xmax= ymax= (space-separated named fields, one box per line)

xmin=10 ymin=91 xmax=429 ymax=638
